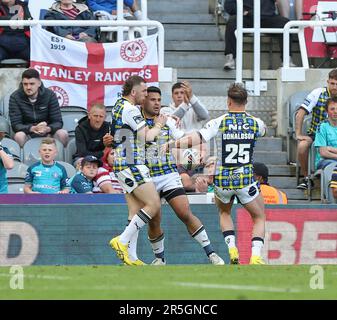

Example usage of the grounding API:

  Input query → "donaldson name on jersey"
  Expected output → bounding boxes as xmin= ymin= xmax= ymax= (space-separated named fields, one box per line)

xmin=200 ymin=112 xmax=266 ymax=189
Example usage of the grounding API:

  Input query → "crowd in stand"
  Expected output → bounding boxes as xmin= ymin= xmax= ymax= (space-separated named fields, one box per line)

xmin=0 ymin=0 xmax=336 ymax=204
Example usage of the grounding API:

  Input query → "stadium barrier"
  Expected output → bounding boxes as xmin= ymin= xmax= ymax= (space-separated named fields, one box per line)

xmin=1 ymin=197 xmax=336 ymax=266
xmin=235 ymin=0 xmax=337 ymax=95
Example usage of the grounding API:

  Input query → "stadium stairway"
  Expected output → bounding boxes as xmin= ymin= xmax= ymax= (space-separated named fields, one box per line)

xmin=148 ymin=0 xmax=317 ymax=202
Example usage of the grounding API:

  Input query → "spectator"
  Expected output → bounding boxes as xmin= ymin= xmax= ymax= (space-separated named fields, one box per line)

xmin=72 ymin=103 xmax=113 ymax=165
xmin=69 ymin=155 xmax=101 ymax=193
xmin=223 ymin=0 xmax=295 ymax=70
xmin=314 ymin=96 xmax=337 ymax=170
xmin=93 ymin=147 xmax=123 ymax=193
xmin=329 ymin=166 xmax=337 ymax=200
xmin=44 ymin=0 xmax=97 ymax=43
xmin=87 ymin=0 xmax=143 ymax=21
xmin=253 ymin=162 xmax=288 ymax=204
xmin=24 ymin=138 xmax=69 ymax=194
xmin=0 ymin=120 xmax=14 ymax=193
xmin=296 ymin=69 xmax=337 ymax=189
xmin=277 ymin=0 xmax=303 ymax=20
xmin=0 ymin=0 xmax=32 ymax=62
xmin=9 ymin=68 xmax=69 ymax=147
xmin=161 ymin=81 xmax=210 ymax=133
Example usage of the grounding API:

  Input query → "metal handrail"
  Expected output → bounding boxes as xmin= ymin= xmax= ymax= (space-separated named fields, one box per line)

xmin=235 ymin=0 xmax=300 ymax=95
xmin=0 ymin=19 xmax=165 ymax=69
xmin=283 ymin=20 xmax=337 ymax=68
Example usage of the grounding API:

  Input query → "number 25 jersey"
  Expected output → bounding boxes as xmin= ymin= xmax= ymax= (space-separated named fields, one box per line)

xmin=199 ymin=112 xmax=266 ymax=189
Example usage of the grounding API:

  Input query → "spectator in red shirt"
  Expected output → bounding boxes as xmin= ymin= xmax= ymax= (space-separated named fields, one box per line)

xmin=44 ymin=0 xmax=98 ymax=42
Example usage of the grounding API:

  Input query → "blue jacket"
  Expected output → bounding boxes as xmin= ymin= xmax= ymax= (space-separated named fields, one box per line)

xmin=87 ymin=0 xmax=134 ymax=13
xmin=44 ymin=2 xmax=97 ymax=38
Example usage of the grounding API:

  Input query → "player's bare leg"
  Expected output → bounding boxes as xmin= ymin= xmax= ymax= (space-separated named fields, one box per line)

xmin=214 ymin=196 xmax=239 ymax=264
xmin=244 ymin=194 xmax=266 ymax=264
xmin=168 ymin=194 xmax=224 ymax=265
xmin=111 ymin=182 xmax=162 ymax=265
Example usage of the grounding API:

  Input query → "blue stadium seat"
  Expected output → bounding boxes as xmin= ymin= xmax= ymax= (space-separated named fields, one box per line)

xmin=7 ymin=162 xmax=28 ymax=179
xmin=64 ymin=138 xmax=77 ymax=164
xmin=0 ymin=116 xmax=11 ymax=137
xmin=56 ymin=161 xmax=77 ymax=178
xmin=1 ymin=137 xmax=22 ymax=160
xmin=7 ymin=182 xmax=24 ymax=194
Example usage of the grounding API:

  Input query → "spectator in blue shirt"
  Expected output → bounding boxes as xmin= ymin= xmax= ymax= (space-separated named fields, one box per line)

xmin=0 ymin=121 xmax=14 ymax=193
xmin=314 ymin=96 xmax=337 ymax=170
xmin=87 ymin=0 xmax=143 ymax=20
xmin=69 ymin=155 xmax=101 ymax=193
xmin=24 ymin=137 xmax=69 ymax=194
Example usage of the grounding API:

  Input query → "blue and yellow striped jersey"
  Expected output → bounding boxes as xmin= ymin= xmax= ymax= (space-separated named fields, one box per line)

xmin=200 ymin=112 xmax=265 ymax=189
xmin=301 ymin=87 xmax=329 ymax=136
xmin=145 ymin=117 xmax=184 ymax=177
xmin=112 ymin=97 xmax=146 ymax=172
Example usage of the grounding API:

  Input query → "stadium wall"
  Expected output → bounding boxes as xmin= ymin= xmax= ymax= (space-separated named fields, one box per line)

xmin=1 ymin=197 xmax=337 ymax=266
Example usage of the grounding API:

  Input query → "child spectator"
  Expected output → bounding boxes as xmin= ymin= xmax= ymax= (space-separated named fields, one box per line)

xmin=24 ymin=138 xmax=69 ymax=194
xmin=93 ymin=147 xmax=123 ymax=193
xmin=69 ymin=155 xmax=101 ymax=193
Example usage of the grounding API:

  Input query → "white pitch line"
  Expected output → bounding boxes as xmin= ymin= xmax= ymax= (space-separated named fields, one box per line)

xmin=173 ymin=282 xmax=301 ymax=293
xmin=0 ymin=274 xmax=71 ymax=280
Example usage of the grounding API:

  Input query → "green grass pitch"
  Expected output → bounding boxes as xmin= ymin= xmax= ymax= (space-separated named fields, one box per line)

xmin=1 ymin=265 xmax=336 ymax=300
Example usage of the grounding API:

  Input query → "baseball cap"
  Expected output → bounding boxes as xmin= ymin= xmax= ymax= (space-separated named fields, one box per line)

xmin=253 ymin=162 xmax=269 ymax=181
xmin=81 ymin=155 xmax=102 ymax=167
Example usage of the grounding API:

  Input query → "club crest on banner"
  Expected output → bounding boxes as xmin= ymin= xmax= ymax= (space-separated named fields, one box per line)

xmin=49 ymin=86 xmax=70 ymax=107
xmin=120 ymin=39 xmax=148 ymax=62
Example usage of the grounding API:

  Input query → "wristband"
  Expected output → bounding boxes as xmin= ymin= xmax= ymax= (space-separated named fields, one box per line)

xmin=155 ymin=123 xmax=163 ymax=129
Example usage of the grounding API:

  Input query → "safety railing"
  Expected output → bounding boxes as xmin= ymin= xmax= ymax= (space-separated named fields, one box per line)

xmin=236 ymin=0 xmax=337 ymax=94
xmin=235 ymin=0 xmax=301 ymax=95
xmin=0 ymin=19 xmax=172 ymax=81
xmin=114 ymin=0 xmax=148 ymax=41
xmin=283 ymin=19 xmax=337 ymax=68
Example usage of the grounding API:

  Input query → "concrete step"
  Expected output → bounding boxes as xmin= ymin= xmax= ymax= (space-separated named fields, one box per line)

xmin=150 ymin=13 xmax=214 ymax=24
xmin=254 ymin=151 xmax=287 ymax=165
xmin=280 ymin=188 xmax=321 ymax=201
xmin=180 ymin=78 xmax=276 ymax=97
xmin=255 ymin=137 xmax=282 ymax=152
xmin=165 ymin=40 xmax=225 ymax=52
xmin=165 ymin=25 xmax=220 ymax=41
xmin=267 ymin=165 xmax=296 ymax=176
xmin=166 ymin=51 xmax=224 ymax=68
xmin=148 ymin=0 xmax=209 ymax=14
xmin=177 ymin=68 xmax=278 ymax=80
xmin=269 ymin=177 xmax=298 ymax=189
xmin=165 ymin=51 xmax=298 ymax=70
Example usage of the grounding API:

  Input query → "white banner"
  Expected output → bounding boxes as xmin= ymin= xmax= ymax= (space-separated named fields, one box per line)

xmin=30 ymin=26 xmax=159 ymax=110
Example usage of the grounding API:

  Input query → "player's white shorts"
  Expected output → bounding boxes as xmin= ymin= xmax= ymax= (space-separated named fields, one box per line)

xmin=214 ymin=182 xmax=260 ymax=205
xmin=116 ymin=165 xmax=152 ymax=194
xmin=152 ymin=172 xmax=184 ymax=193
